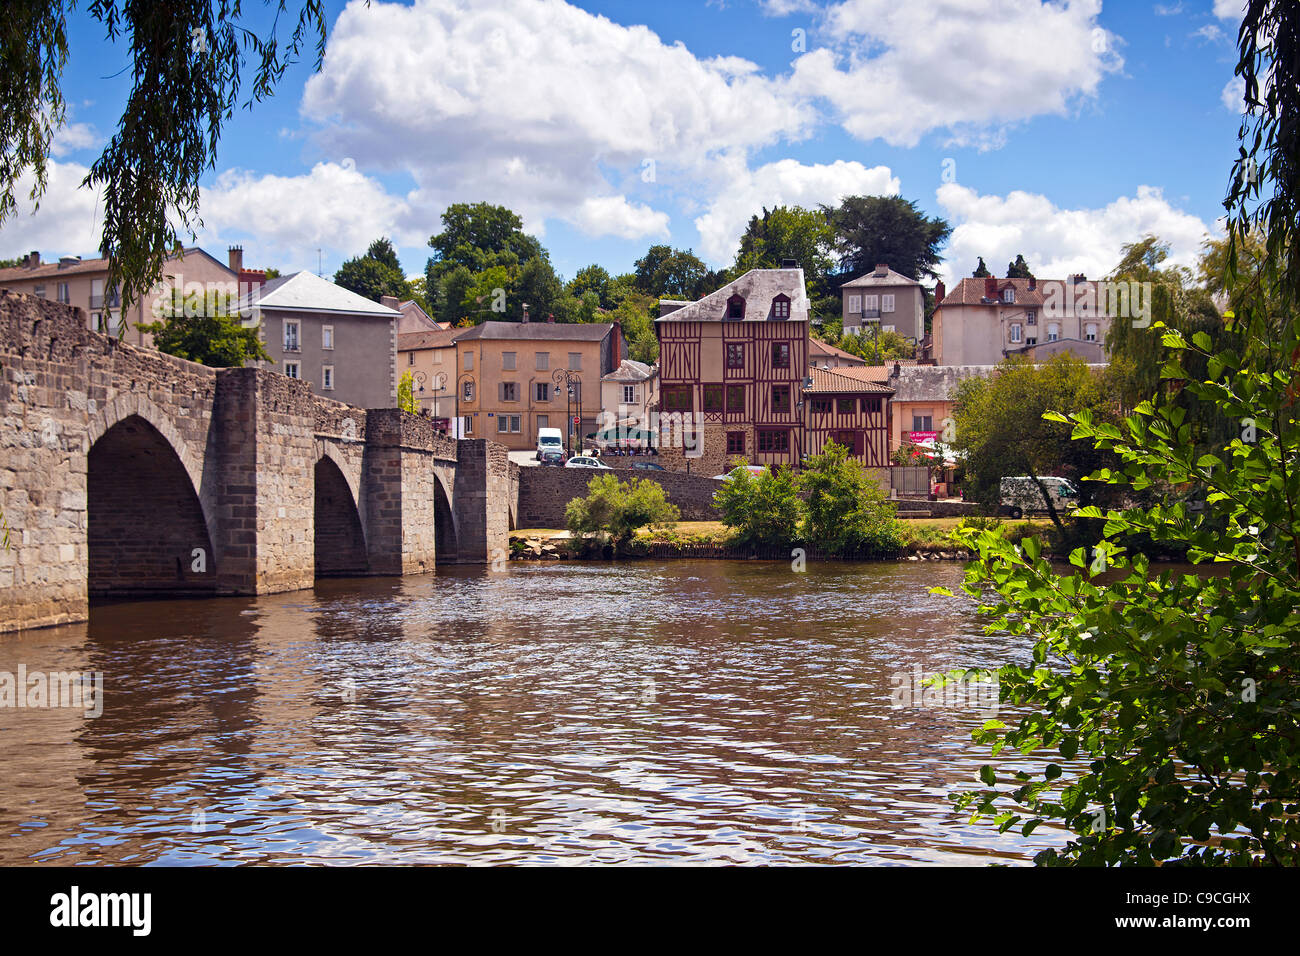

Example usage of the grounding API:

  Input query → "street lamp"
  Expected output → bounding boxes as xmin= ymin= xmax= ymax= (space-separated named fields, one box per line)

xmin=456 ymin=371 xmax=476 ymax=439
xmin=552 ymin=367 xmax=582 ymax=456
xmin=429 ymin=371 xmax=448 ymax=426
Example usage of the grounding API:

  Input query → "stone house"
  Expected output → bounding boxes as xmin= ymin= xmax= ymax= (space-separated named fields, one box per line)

xmin=839 ymin=263 xmax=925 ymax=342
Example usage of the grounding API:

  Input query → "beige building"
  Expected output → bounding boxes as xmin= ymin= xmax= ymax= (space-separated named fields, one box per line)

xmin=600 ymin=359 xmax=659 ymax=439
xmin=840 ymin=263 xmax=925 ymax=342
xmin=933 ymin=275 xmax=1112 ymax=366
xmin=0 ymin=246 xmax=243 ymax=346
xmin=397 ymin=327 xmax=461 ymax=423
xmin=250 ymin=271 xmax=401 ymax=408
xmin=451 ymin=319 xmax=622 ymax=450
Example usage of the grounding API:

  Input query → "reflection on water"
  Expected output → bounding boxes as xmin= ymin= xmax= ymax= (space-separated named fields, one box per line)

xmin=0 ymin=561 xmax=1072 ymax=865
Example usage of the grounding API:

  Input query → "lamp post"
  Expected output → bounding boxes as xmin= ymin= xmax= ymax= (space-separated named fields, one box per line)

xmin=552 ymin=368 xmax=582 ymax=456
xmin=429 ymin=371 xmax=448 ymax=427
xmin=455 ymin=371 xmax=476 ymax=439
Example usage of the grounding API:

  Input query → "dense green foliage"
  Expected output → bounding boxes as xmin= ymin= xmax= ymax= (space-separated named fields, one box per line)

xmin=712 ymin=465 xmax=803 ymax=549
xmin=0 ymin=2 xmax=326 ymax=317
xmin=945 ymin=0 xmax=1300 ymax=865
xmin=136 ymin=293 xmax=270 ymax=368
xmin=397 ymin=371 xmax=418 ymax=414
xmin=565 ymin=473 xmax=680 ymax=550
xmin=821 ymin=196 xmax=951 ymax=282
xmin=971 ymin=257 xmax=991 ymax=278
xmin=1006 ymin=254 xmax=1035 ymax=279
xmin=801 ymin=443 xmax=906 ymax=554
xmin=335 ymin=237 xmax=412 ymax=304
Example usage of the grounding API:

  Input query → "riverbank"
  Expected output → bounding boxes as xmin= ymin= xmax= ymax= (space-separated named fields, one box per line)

xmin=509 ymin=517 xmax=1057 ymax=562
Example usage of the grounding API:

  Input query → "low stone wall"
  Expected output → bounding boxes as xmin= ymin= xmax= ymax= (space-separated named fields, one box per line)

xmin=894 ymin=500 xmax=983 ymax=517
xmin=516 ymin=466 xmax=722 ymax=527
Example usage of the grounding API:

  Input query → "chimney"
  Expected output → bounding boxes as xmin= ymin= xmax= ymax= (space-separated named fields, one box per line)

xmin=934 ymin=280 xmax=945 ymax=304
xmin=26 ymin=251 xmax=39 ymax=269
xmin=611 ymin=321 xmax=625 ymax=365
xmin=984 ymin=276 xmax=997 ymax=299
xmin=227 ymin=245 xmax=243 ymax=273
xmin=57 ymin=255 xmax=81 ymax=270
xmin=1072 ymin=273 xmax=1087 ymax=285
xmin=1027 ymin=276 xmax=1036 ymax=291
xmin=874 ymin=263 xmax=889 ymax=277
xmin=380 ymin=295 xmax=400 ymax=311
xmin=521 ymin=304 xmax=530 ymax=323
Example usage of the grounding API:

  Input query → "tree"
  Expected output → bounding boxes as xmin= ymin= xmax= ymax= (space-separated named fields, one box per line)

xmin=822 ymin=196 xmax=951 ymax=282
xmin=334 ymin=254 xmax=409 ymax=303
xmin=946 ymin=0 xmax=1300 ymax=865
xmin=800 ymin=442 xmax=905 ymax=554
xmin=0 ymin=2 xmax=326 ymax=315
xmin=733 ymin=205 xmax=836 ymax=300
xmin=397 ymin=371 xmax=418 ymax=414
xmin=633 ymin=244 xmax=710 ymax=299
xmin=972 ymin=257 xmax=991 ymax=278
xmin=836 ymin=328 xmax=915 ymax=363
xmin=365 ymin=237 xmax=402 ymax=274
xmin=565 ymin=473 xmax=679 ymax=551
xmin=712 ymin=465 xmax=802 ymax=548
xmin=136 ymin=291 xmax=270 ymax=368
xmin=1006 ymin=254 xmax=1035 ymax=279
xmin=953 ymin=354 xmax=1118 ymax=535
xmin=567 ymin=264 xmax=612 ymax=307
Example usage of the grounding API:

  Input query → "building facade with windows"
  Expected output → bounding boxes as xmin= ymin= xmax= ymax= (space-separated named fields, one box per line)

xmin=0 ymin=246 xmax=242 ymax=346
xmin=600 ymin=359 xmax=659 ymax=439
xmin=251 ymin=271 xmax=400 ymax=408
xmin=932 ymin=275 xmax=1112 ymax=365
xmin=839 ymin=263 xmax=925 ymax=342
xmin=397 ymin=328 xmax=461 ymax=424
xmin=450 ymin=319 xmax=622 ymax=450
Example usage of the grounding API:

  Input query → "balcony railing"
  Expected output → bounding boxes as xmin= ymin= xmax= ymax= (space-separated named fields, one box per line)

xmin=860 ymin=308 xmax=881 ymax=319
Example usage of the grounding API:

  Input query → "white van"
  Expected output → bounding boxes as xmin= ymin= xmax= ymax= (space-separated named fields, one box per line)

xmin=1000 ymin=476 xmax=1079 ymax=519
xmin=536 ymin=427 xmax=565 ymax=460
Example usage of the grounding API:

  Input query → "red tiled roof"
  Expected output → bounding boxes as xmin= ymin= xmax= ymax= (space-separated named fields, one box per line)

xmin=808 ymin=338 xmax=866 ymax=364
xmin=805 ymin=366 xmax=895 ymax=395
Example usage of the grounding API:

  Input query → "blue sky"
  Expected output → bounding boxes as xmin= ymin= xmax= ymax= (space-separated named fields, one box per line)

xmin=4 ymin=0 xmax=1247 ymax=288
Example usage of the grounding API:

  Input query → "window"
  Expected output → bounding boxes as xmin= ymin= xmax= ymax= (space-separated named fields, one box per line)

xmin=848 ymin=294 xmax=862 ymax=314
xmin=283 ymin=320 xmax=300 ymax=351
xmin=758 ymin=429 xmax=790 ymax=453
xmin=322 ymin=366 xmax=334 ymax=390
xmin=497 ymin=415 xmax=520 ymax=433
xmin=702 ymin=385 xmax=724 ymax=413
xmin=1026 ymin=337 xmax=1037 ymax=346
xmin=1010 ymin=323 xmax=1022 ymax=343
xmin=57 ymin=283 xmax=69 ymax=304
xmin=89 ymin=311 xmax=103 ymax=332
xmin=535 ymin=382 xmax=550 ymax=402
xmin=464 ymin=416 xmax=473 ymax=435
xmin=863 ymin=397 xmax=881 ymax=414
xmin=726 ymin=343 xmax=744 ymax=369
xmin=726 ymin=294 xmax=745 ymax=319
xmin=90 ymin=278 xmax=104 ymax=308
xmin=661 ymin=386 xmax=692 ymax=412
xmin=882 ymin=294 xmax=895 ymax=313
xmin=33 ymin=284 xmax=46 ymax=298
xmin=912 ymin=414 xmax=933 ymax=432
xmin=837 ymin=398 xmax=855 ymax=415
xmin=537 ymin=415 xmax=549 ymax=431
xmin=284 ymin=361 xmax=300 ymax=379
xmin=726 ymin=385 xmax=745 ymax=412
xmin=623 ymin=384 xmax=637 ymax=404
xmin=502 ymin=351 xmax=516 ymax=370
xmin=771 ymin=385 xmax=792 ymax=413
xmin=500 ymin=382 xmax=518 ymax=402
xmin=432 ymin=349 xmax=443 ymax=364
xmin=408 ymin=352 xmax=415 ymax=366
xmin=772 ymin=295 xmax=790 ymax=319
xmin=464 ymin=352 xmax=473 ymax=371
xmin=323 ymin=325 xmax=334 ymax=349
xmin=536 ymin=352 xmax=549 ymax=370
xmin=498 ymin=415 xmax=508 ymax=433
xmin=568 ymin=352 xmax=582 ymax=371
xmin=726 ymin=432 xmax=745 ymax=456
xmin=811 ymin=397 xmax=832 ymax=414
xmin=771 ymin=342 xmax=790 ymax=369
xmin=864 ymin=294 xmax=879 ymax=314
xmin=1002 ymin=288 xmax=1015 ymax=304
xmin=1047 ymin=323 xmax=1059 ymax=342
xmin=1085 ymin=323 xmax=1098 ymax=342
xmin=463 ymin=381 xmax=474 ymax=401
xmin=1026 ymin=310 xmax=1037 ymax=326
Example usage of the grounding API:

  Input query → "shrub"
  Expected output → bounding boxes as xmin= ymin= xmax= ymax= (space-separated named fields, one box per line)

xmin=712 ymin=463 xmax=802 ymax=548
xmin=800 ymin=442 xmax=906 ymax=554
xmin=565 ymin=473 xmax=679 ymax=551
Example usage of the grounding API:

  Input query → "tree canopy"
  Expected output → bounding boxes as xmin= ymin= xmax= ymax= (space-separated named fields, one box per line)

xmin=822 ymin=195 xmax=950 ymax=282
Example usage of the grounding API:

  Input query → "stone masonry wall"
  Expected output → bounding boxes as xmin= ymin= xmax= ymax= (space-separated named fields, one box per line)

xmin=516 ymin=466 xmax=722 ymax=528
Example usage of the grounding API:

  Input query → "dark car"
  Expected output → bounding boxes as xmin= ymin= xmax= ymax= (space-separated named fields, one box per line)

xmin=630 ymin=461 xmax=666 ymax=472
xmin=539 ymin=450 xmax=565 ymax=466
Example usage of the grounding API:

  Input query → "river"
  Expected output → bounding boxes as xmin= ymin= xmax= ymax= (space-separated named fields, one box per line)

xmin=0 ymin=560 xmax=1073 ymax=865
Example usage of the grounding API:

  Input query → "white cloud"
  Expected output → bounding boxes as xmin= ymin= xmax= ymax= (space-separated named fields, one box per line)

xmin=1214 ymin=0 xmax=1242 ymax=20
xmin=1193 ymin=24 xmax=1225 ymax=43
xmin=1154 ymin=3 xmax=1185 ymax=15
xmin=792 ymin=0 xmax=1123 ymax=148
xmin=0 ymin=158 xmax=103 ymax=258
xmin=935 ymin=183 xmax=1215 ymax=287
xmin=758 ymin=0 xmax=820 ymax=14
xmin=567 ymin=196 xmax=671 ymax=241
xmin=693 ymin=157 xmax=898 ymax=263
xmin=50 ymin=122 xmax=100 ymax=157
xmin=1222 ymin=75 xmax=1245 ymax=112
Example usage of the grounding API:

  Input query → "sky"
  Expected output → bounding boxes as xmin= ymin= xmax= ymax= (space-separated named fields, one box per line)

xmin=2 ymin=0 xmax=1249 ymax=289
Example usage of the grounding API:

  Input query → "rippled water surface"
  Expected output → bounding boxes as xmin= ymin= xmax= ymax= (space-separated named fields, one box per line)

xmin=0 ymin=560 xmax=1072 ymax=865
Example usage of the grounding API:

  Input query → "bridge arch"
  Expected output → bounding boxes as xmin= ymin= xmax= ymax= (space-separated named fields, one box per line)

xmin=314 ymin=454 xmax=369 ymax=577
xmin=433 ymin=468 xmax=459 ymax=563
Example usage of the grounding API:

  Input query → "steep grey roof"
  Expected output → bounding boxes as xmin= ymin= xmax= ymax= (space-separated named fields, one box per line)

xmin=454 ymin=320 xmax=614 ymax=341
xmin=654 ymin=268 xmax=808 ymax=323
xmin=250 ymin=271 xmax=400 ymax=316
xmin=602 ymin=359 xmax=655 ymax=382
xmin=840 ymin=266 xmax=922 ymax=289
xmin=397 ymin=329 xmax=461 ymax=351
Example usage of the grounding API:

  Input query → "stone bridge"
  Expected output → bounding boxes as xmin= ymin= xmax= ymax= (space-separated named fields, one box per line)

xmin=0 ymin=292 xmax=516 ymax=633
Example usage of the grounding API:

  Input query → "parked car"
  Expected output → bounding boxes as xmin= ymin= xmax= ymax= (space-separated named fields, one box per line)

xmin=1000 ymin=476 xmax=1078 ymax=519
xmin=539 ymin=449 xmax=565 ymax=466
xmin=630 ymin=461 xmax=666 ymax=472
xmin=536 ymin=426 xmax=565 ymax=461
xmin=565 ymin=456 xmax=611 ymax=469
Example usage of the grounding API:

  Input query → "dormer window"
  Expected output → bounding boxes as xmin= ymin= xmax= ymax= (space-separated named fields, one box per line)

xmin=771 ymin=294 xmax=790 ymax=320
xmin=1002 ymin=288 xmax=1015 ymax=304
xmin=726 ymin=294 xmax=746 ymax=319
